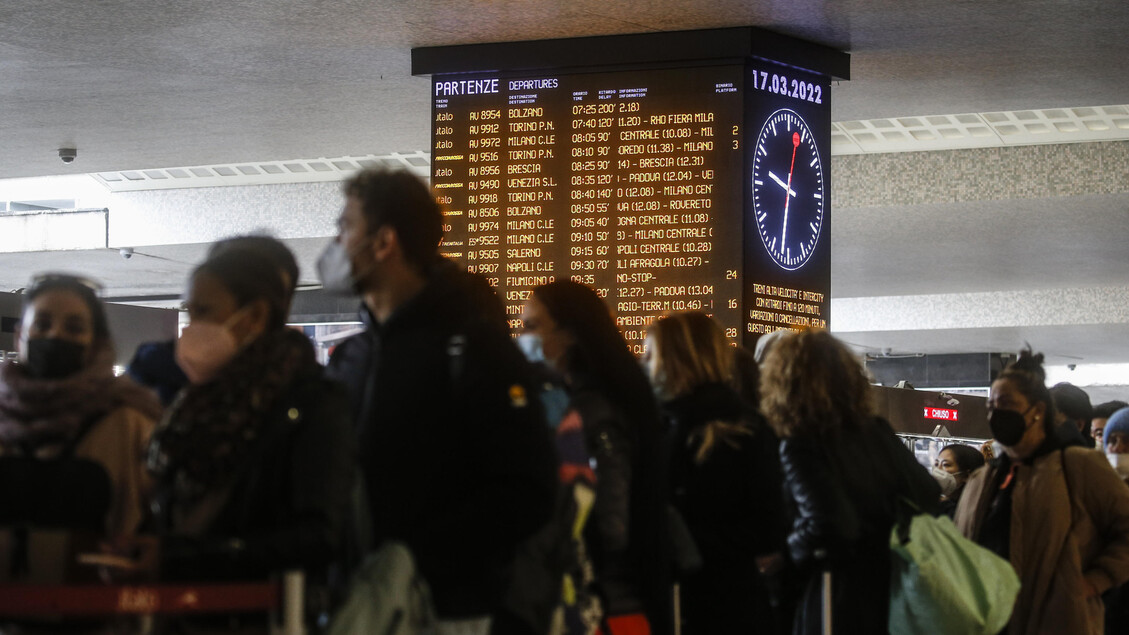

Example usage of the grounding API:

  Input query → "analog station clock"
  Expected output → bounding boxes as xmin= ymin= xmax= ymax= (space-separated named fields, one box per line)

xmin=751 ymin=108 xmax=825 ymax=271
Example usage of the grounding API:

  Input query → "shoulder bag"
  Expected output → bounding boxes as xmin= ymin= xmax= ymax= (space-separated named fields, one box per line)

xmin=888 ymin=499 xmax=1020 ymax=635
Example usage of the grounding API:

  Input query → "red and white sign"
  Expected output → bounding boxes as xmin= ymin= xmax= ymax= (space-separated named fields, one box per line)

xmin=924 ymin=407 xmax=959 ymax=421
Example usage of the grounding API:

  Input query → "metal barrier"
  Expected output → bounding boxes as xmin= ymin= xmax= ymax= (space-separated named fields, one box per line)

xmin=0 ymin=570 xmax=305 ymax=635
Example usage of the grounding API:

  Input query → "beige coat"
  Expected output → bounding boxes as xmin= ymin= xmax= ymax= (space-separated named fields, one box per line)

xmin=0 ymin=406 xmax=156 ymax=582
xmin=954 ymin=447 xmax=1129 ymax=635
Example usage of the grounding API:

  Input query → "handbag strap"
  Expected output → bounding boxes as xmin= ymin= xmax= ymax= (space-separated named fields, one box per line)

xmin=1060 ymin=449 xmax=1075 ymax=535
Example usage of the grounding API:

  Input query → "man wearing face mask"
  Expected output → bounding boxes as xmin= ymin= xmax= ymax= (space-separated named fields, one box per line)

xmin=320 ymin=168 xmax=556 ymax=634
xmin=0 ymin=274 xmax=162 ymax=583
xmin=953 ymin=349 xmax=1129 ymax=635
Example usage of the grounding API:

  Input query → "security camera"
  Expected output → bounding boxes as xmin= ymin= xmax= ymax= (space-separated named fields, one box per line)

xmin=1068 ymin=363 xmax=1077 ymax=371
xmin=120 ymin=247 xmax=134 ymax=259
xmin=58 ymin=148 xmax=77 ymax=164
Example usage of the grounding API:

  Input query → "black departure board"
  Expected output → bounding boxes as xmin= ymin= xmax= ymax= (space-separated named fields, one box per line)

xmin=432 ymin=66 xmax=744 ymax=350
xmin=416 ymin=29 xmax=846 ymax=349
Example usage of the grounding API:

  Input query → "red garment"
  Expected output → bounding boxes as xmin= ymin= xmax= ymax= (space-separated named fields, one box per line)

xmin=597 ymin=614 xmax=651 ymax=635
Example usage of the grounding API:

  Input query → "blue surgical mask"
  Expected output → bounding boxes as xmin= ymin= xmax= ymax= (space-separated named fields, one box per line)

xmin=516 ymin=333 xmax=544 ymax=363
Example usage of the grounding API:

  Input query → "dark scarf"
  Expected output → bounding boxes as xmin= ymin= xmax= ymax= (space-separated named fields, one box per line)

xmin=148 ymin=328 xmax=316 ymax=505
xmin=0 ymin=346 xmax=162 ymax=455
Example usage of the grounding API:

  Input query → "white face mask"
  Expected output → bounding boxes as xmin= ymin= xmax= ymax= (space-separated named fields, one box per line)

xmin=1108 ymin=452 xmax=1129 ymax=478
xmin=316 ymin=241 xmax=359 ymax=296
xmin=516 ymin=333 xmax=544 ymax=363
xmin=930 ymin=466 xmax=959 ymax=497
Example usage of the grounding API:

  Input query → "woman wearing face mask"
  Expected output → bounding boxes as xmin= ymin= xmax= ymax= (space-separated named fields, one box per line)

xmin=934 ymin=443 xmax=986 ymax=518
xmin=1102 ymin=408 xmax=1129 ymax=484
xmin=0 ymin=273 xmax=162 ymax=582
xmin=521 ymin=280 xmax=670 ymax=635
xmin=147 ymin=245 xmax=351 ymax=611
xmin=643 ymin=312 xmax=788 ymax=635
xmin=954 ymin=349 xmax=1129 ymax=635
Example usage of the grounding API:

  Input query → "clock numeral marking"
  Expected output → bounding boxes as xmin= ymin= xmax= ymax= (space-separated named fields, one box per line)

xmin=757 ymin=212 xmax=766 ymax=222
xmin=809 ymin=157 xmax=818 ymax=168
xmin=769 ymin=237 xmax=777 ymax=252
xmin=757 ymin=143 xmax=766 ymax=156
xmin=813 ymin=192 xmax=822 ymax=199
xmin=809 ymin=222 xmax=819 ymax=233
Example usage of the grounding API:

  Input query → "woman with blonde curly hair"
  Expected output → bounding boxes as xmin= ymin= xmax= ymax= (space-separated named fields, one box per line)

xmin=759 ymin=329 xmax=937 ymax=635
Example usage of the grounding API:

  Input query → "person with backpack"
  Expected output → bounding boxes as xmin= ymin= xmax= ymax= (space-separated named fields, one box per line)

xmin=0 ymin=273 xmax=162 ymax=583
xmin=520 ymin=280 xmax=671 ymax=635
xmin=643 ymin=312 xmax=788 ymax=635
xmin=322 ymin=168 xmax=557 ymax=634
xmin=759 ymin=329 xmax=940 ymax=635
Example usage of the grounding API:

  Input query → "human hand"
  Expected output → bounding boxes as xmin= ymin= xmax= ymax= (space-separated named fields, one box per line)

xmin=756 ymin=552 xmax=785 ymax=577
xmin=82 ymin=535 xmax=161 ymax=583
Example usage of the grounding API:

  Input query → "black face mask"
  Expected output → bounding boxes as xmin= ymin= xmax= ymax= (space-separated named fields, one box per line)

xmin=24 ymin=338 xmax=87 ymax=380
xmin=988 ymin=405 xmax=1036 ymax=447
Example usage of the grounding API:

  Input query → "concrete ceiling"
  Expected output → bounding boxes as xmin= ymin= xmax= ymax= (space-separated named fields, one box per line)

xmin=3 ymin=0 xmax=1129 ymax=374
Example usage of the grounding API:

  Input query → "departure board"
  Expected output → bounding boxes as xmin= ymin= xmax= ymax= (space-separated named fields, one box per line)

xmin=417 ymin=28 xmax=845 ymax=349
xmin=432 ymin=66 xmax=744 ymax=350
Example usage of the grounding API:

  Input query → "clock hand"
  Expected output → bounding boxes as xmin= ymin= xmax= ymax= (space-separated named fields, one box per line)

xmin=781 ymin=131 xmax=800 ymax=249
xmin=768 ymin=171 xmax=797 ymax=197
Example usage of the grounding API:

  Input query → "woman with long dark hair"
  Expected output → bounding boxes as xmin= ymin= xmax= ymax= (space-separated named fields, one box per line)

xmin=522 ymin=280 xmax=670 ymax=635
xmin=0 ymin=273 xmax=162 ymax=582
xmin=760 ymin=329 xmax=938 ymax=635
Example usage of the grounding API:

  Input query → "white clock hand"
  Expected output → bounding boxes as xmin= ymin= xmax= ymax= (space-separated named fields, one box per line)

xmin=768 ymin=171 xmax=797 ymax=198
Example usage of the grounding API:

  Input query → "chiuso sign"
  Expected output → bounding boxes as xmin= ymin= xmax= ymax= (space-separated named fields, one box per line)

xmin=924 ymin=407 xmax=960 ymax=422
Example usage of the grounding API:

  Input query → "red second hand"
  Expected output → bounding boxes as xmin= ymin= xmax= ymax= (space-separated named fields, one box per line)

xmin=781 ymin=131 xmax=801 ymax=250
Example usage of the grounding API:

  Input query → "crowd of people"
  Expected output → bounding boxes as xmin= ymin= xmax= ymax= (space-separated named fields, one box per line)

xmin=1 ymin=167 xmax=1129 ymax=635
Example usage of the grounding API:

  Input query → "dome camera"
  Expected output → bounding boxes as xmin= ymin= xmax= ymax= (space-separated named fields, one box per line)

xmin=58 ymin=148 xmax=77 ymax=164
xmin=119 ymin=247 xmax=134 ymax=259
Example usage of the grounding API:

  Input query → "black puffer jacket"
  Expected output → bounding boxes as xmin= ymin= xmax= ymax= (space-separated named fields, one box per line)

xmin=567 ymin=381 xmax=671 ymax=634
xmin=327 ymin=262 xmax=557 ymax=619
xmin=780 ymin=417 xmax=938 ymax=635
xmin=662 ymin=382 xmax=788 ymax=635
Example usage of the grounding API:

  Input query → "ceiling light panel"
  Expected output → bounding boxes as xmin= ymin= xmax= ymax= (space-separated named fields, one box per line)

xmin=833 ymin=104 xmax=1129 ymax=155
xmin=92 ymin=152 xmax=432 ymax=192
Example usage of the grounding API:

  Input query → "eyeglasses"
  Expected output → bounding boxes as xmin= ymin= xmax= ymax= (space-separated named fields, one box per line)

xmin=23 ymin=273 xmax=104 ymax=297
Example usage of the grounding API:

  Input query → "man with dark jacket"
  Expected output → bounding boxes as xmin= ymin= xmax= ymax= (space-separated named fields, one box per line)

xmin=322 ymin=168 xmax=557 ymax=632
xmin=1050 ymin=381 xmax=1093 ymax=448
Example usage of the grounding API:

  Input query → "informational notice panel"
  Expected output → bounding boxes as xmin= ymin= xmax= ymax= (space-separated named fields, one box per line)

xmin=416 ymin=29 xmax=845 ymax=349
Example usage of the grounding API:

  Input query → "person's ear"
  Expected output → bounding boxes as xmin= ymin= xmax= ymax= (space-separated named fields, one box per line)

xmin=371 ymin=225 xmax=400 ymax=262
xmin=1033 ymin=401 xmax=1047 ymax=422
xmin=235 ymin=298 xmax=272 ymax=343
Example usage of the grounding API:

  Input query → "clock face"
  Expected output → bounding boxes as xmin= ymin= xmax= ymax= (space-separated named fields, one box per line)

xmin=751 ymin=108 xmax=825 ymax=271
